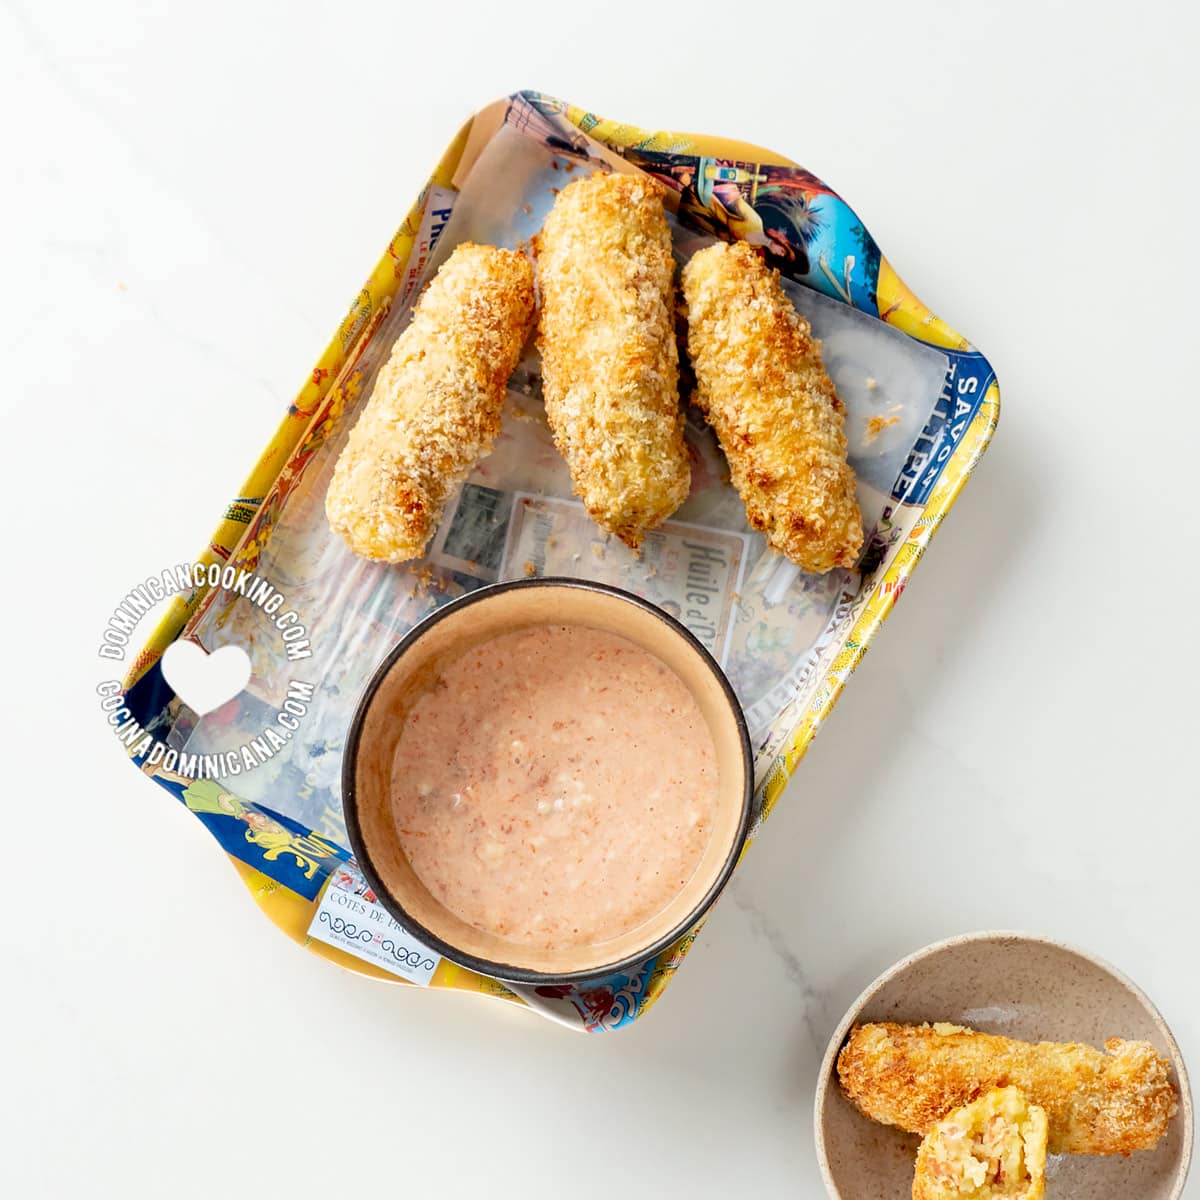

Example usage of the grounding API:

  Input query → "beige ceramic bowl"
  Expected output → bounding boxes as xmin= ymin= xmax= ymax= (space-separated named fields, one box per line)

xmin=343 ymin=577 xmax=753 ymax=985
xmin=815 ymin=932 xmax=1193 ymax=1199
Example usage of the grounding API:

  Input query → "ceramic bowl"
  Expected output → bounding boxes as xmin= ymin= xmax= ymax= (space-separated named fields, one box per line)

xmin=815 ymin=931 xmax=1193 ymax=1199
xmin=342 ymin=577 xmax=753 ymax=985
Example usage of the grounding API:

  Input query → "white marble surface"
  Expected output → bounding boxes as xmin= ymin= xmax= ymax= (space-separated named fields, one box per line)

xmin=4 ymin=2 xmax=1198 ymax=1196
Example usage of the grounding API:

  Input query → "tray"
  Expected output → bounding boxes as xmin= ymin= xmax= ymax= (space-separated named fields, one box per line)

xmin=121 ymin=90 xmax=999 ymax=1032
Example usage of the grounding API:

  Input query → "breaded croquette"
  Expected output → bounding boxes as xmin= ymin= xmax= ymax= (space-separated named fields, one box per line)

xmin=912 ymin=1087 xmax=1047 ymax=1200
xmin=326 ymin=243 xmax=535 ymax=561
xmin=681 ymin=240 xmax=864 ymax=574
xmin=535 ymin=172 xmax=691 ymax=547
xmin=838 ymin=1022 xmax=1178 ymax=1157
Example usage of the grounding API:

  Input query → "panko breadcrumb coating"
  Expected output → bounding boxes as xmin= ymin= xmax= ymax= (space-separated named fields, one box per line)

xmin=912 ymin=1087 xmax=1047 ymax=1200
xmin=325 ymin=243 xmax=535 ymax=562
xmin=838 ymin=1022 xmax=1178 ymax=1157
xmin=535 ymin=172 xmax=690 ymax=547
xmin=681 ymin=240 xmax=864 ymax=573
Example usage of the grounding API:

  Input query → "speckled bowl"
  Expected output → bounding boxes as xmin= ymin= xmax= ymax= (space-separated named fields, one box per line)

xmin=815 ymin=932 xmax=1193 ymax=1199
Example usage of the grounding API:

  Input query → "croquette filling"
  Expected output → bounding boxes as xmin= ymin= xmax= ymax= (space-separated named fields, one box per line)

xmin=924 ymin=1091 xmax=1043 ymax=1197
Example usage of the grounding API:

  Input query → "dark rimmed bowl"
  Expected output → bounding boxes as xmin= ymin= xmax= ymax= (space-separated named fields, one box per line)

xmin=342 ymin=577 xmax=754 ymax=986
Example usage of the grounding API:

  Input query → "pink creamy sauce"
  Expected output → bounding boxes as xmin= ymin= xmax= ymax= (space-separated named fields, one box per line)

xmin=391 ymin=623 xmax=719 ymax=949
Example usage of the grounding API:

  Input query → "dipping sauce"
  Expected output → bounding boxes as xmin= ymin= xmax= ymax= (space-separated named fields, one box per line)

xmin=391 ymin=623 xmax=719 ymax=950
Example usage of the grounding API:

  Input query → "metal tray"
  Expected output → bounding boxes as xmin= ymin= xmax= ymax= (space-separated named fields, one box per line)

xmin=122 ymin=90 xmax=998 ymax=1032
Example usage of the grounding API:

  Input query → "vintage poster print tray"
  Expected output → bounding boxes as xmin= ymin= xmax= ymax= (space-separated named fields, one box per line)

xmin=115 ymin=91 xmax=999 ymax=1032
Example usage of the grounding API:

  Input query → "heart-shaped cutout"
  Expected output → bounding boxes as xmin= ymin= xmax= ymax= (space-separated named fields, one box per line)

xmin=161 ymin=641 xmax=252 ymax=716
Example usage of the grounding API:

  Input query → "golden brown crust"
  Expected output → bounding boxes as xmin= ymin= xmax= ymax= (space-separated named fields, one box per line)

xmin=325 ymin=243 xmax=535 ymax=561
xmin=535 ymin=171 xmax=690 ymax=547
xmin=912 ymin=1087 xmax=1047 ymax=1200
xmin=838 ymin=1022 xmax=1178 ymax=1157
xmin=680 ymin=240 xmax=864 ymax=573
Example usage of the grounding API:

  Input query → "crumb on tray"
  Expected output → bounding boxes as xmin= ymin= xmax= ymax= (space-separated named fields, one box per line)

xmin=864 ymin=414 xmax=901 ymax=444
